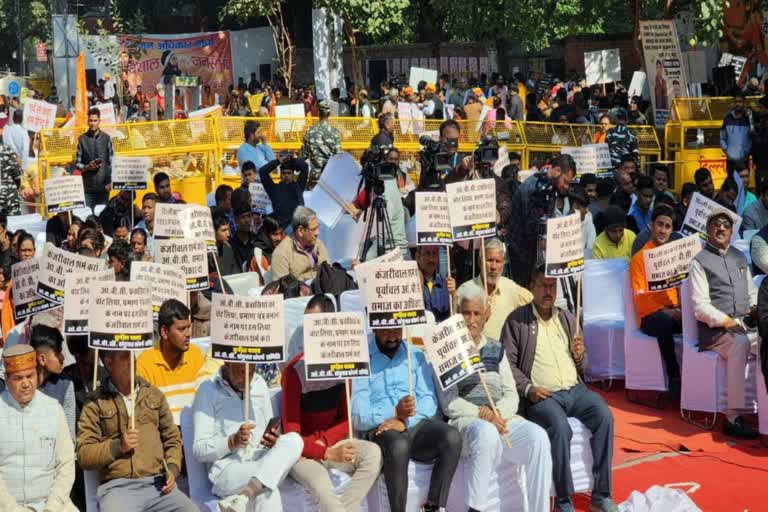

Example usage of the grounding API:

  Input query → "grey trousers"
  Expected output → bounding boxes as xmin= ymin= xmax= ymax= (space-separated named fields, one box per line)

xmin=525 ymin=382 xmax=614 ymax=500
xmin=97 ymin=475 xmax=198 ymax=512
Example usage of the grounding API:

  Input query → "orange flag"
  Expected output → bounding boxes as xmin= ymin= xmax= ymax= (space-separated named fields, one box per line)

xmin=74 ymin=52 xmax=88 ymax=128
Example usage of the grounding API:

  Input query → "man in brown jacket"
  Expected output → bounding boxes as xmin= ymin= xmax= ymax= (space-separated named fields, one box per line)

xmin=76 ymin=350 xmax=196 ymax=512
xmin=270 ymin=205 xmax=328 ymax=282
xmin=501 ymin=265 xmax=617 ymax=512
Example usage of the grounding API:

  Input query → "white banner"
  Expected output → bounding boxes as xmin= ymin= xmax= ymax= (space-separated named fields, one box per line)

xmin=37 ymin=243 xmax=108 ymax=304
xmin=11 ymin=259 xmax=57 ymax=320
xmin=642 ymin=235 xmax=702 ymax=292
xmin=640 ymin=20 xmax=688 ymax=128
xmin=249 ymin=182 xmax=273 ymax=215
xmin=584 ymin=49 xmax=621 ymax=86
xmin=680 ymin=192 xmax=742 ymax=237
xmin=446 ymin=179 xmax=497 ymax=241
xmin=44 ymin=175 xmax=86 ymax=215
xmin=153 ymin=203 xmax=191 ymax=239
xmin=210 ymin=293 xmax=285 ymax=363
xmin=424 ymin=314 xmax=485 ymax=390
xmin=63 ymin=269 xmax=116 ymax=335
xmin=111 ymin=156 xmax=150 ymax=191
xmin=154 ymin=238 xmax=210 ymax=291
xmin=178 ymin=205 xmax=216 ymax=252
xmin=22 ymin=99 xmax=57 ymax=132
xmin=415 ymin=192 xmax=452 ymax=245
xmin=130 ymin=261 xmax=187 ymax=319
xmin=545 ymin=213 xmax=585 ymax=277
xmin=360 ymin=260 xmax=427 ymax=329
xmin=303 ymin=312 xmax=371 ymax=380
xmin=89 ymin=282 xmax=154 ymax=350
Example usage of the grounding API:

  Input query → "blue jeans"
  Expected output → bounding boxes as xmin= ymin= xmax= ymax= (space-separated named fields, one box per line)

xmin=84 ymin=190 xmax=109 ymax=210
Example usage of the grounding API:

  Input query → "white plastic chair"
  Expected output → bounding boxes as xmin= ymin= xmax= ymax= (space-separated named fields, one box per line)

xmin=7 ymin=213 xmax=46 ymax=239
xmin=284 ymin=296 xmax=315 ymax=363
xmin=94 ymin=204 xmax=106 ymax=216
xmin=623 ymin=270 xmax=668 ymax=403
xmin=72 ymin=206 xmax=93 ymax=220
xmin=84 ymin=469 xmax=100 ymax=512
xmin=223 ymin=272 xmax=263 ymax=296
xmin=680 ymin=279 xmax=758 ymax=429
xmin=582 ymin=259 xmax=627 ymax=383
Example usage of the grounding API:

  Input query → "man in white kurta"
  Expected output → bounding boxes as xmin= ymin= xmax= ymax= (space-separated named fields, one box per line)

xmin=0 ymin=344 xmax=78 ymax=512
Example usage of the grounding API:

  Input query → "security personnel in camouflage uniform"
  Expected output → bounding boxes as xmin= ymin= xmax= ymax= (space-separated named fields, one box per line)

xmin=299 ymin=100 xmax=341 ymax=181
xmin=0 ymin=145 xmax=21 ymax=215
xmin=605 ymin=107 xmax=640 ymax=170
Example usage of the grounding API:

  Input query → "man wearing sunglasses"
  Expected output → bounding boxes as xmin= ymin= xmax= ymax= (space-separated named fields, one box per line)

xmin=690 ymin=208 xmax=759 ymax=438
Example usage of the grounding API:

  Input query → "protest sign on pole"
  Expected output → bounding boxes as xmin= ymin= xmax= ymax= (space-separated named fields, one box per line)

xmin=88 ymin=282 xmax=154 ymax=350
xmin=44 ymin=175 xmax=86 ymax=215
xmin=423 ymin=314 xmax=484 ymax=390
xmin=544 ymin=213 xmax=585 ymax=278
xmin=63 ymin=269 xmax=116 ymax=335
xmin=415 ymin=192 xmax=453 ymax=245
xmin=680 ymin=192 xmax=742 ymax=237
xmin=360 ymin=260 xmax=427 ymax=329
xmin=303 ymin=312 xmax=371 ymax=380
xmin=446 ymin=179 xmax=497 ymax=241
xmin=584 ymin=49 xmax=621 ymax=86
xmin=178 ymin=205 xmax=216 ymax=252
xmin=590 ymin=143 xmax=613 ymax=170
xmin=130 ymin=261 xmax=187 ymax=319
xmin=354 ymin=248 xmax=403 ymax=306
xmin=153 ymin=203 xmax=191 ymax=239
xmin=22 ymin=99 xmax=57 ymax=132
xmin=37 ymin=242 xmax=108 ymax=304
xmin=640 ymin=20 xmax=688 ymax=128
xmin=11 ymin=259 xmax=58 ymax=320
xmin=111 ymin=156 xmax=150 ymax=191
xmin=409 ymin=67 xmax=438 ymax=90
xmin=642 ymin=235 xmax=702 ymax=292
xmin=249 ymin=183 xmax=273 ymax=215
xmin=561 ymin=146 xmax=598 ymax=174
xmin=154 ymin=238 xmax=209 ymax=291
xmin=210 ymin=293 xmax=285 ymax=363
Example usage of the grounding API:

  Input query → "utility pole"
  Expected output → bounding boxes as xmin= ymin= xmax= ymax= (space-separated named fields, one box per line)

xmin=16 ymin=0 xmax=24 ymax=75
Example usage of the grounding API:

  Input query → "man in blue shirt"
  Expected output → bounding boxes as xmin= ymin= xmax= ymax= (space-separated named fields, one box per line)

xmin=351 ymin=328 xmax=462 ymax=512
xmin=627 ymin=175 xmax=654 ymax=233
xmin=415 ymin=245 xmax=455 ymax=322
xmin=237 ymin=120 xmax=275 ymax=171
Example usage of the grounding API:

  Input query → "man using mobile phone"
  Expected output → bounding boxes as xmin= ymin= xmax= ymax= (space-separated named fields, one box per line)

xmin=75 ymin=108 xmax=113 ymax=208
xmin=191 ymin=361 xmax=303 ymax=512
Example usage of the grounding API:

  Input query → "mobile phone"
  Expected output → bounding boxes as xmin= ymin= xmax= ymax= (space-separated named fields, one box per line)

xmin=262 ymin=416 xmax=281 ymax=438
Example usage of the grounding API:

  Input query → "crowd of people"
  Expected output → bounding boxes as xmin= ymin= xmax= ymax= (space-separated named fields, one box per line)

xmin=0 ymin=63 xmax=767 ymax=512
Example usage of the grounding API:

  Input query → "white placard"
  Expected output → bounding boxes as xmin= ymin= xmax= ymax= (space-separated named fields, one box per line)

xmin=178 ymin=205 xmax=216 ymax=252
xmin=591 ymin=143 xmax=612 ymax=170
xmin=249 ymin=182 xmax=274 ymax=215
xmin=22 ymin=99 xmax=57 ymax=132
xmin=11 ymin=259 xmax=58 ymax=320
xmin=37 ymin=243 xmax=108 ymax=304
xmin=153 ymin=203 xmax=191 ymax=239
xmin=415 ymin=191 xmax=452 ymax=245
xmin=561 ymin=146 xmax=598 ymax=174
xmin=88 ymin=282 xmax=154 ymax=350
xmin=446 ymin=179 xmax=497 ymax=241
xmin=545 ymin=213 xmax=585 ymax=277
xmin=304 ymin=153 xmax=362 ymax=229
xmin=680 ymin=192 xmax=743 ymax=238
xmin=275 ymin=104 xmax=306 ymax=135
xmin=154 ymin=238 xmax=210 ymax=291
xmin=424 ymin=314 xmax=485 ymax=391
xmin=303 ymin=312 xmax=371 ymax=380
xmin=354 ymin=247 xmax=402 ymax=306
xmin=628 ymin=71 xmax=650 ymax=100
xmin=130 ymin=261 xmax=188 ymax=320
xmin=719 ymin=53 xmax=748 ymax=81
xmin=409 ymin=67 xmax=438 ymax=90
xmin=584 ymin=49 xmax=621 ymax=86
xmin=111 ymin=156 xmax=150 ymax=191
xmin=360 ymin=260 xmax=427 ymax=329
xmin=63 ymin=269 xmax=116 ymax=335
xmin=210 ymin=293 xmax=285 ymax=363
xmin=642 ymin=235 xmax=702 ymax=292
xmin=93 ymin=102 xmax=117 ymax=126
xmin=187 ymin=105 xmax=220 ymax=139
xmin=44 ymin=175 xmax=86 ymax=214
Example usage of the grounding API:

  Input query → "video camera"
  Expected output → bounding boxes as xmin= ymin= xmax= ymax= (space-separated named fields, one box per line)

xmin=360 ymin=144 xmax=398 ymax=196
xmin=419 ymin=135 xmax=457 ymax=176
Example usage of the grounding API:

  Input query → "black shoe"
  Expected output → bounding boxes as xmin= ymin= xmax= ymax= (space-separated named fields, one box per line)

xmin=723 ymin=416 xmax=758 ymax=439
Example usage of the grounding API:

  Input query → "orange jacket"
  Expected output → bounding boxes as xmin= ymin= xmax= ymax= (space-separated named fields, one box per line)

xmin=629 ymin=241 xmax=680 ymax=326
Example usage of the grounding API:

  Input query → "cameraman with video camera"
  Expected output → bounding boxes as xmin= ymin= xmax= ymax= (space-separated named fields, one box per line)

xmin=507 ymin=154 xmax=577 ymax=287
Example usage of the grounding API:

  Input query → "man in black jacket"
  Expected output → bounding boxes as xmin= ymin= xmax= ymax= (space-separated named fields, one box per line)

xmin=74 ymin=108 xmax=113 ymax=208
xmin=258 ymin=152 xmax=308 ymax=227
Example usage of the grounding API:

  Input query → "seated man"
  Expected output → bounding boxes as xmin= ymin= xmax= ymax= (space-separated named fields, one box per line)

xmin=630 ymin=205 xmax=682 ymax=387
xmin=592 ymin=205 xmax=636 ymax=261
xmin=0 ymin=345 xmax=78 ymax=511
xmin=154 ymin=172 xmax=183 ymax=204
xmin=502 ymin=265 xmax=617 ymax=512
xmin=351 ymin=327 xmax=462 ymax=512
xmin=474 ymin=238 xmax=533 ymax=340
xmin=751 ymin=221 xmax=768 ymax=275
xmin=415 ymin=245 xmax=455 ymax=323
xmin=137 ymin=299 xmax=205 ymax=425
xmin=77 ymin=350 xmax=196 ymax=512
xmin=690 ymin=208 xmax=759 ymax=438
xmin=441 ymin=282 xmax=551 ymax=512
xmin=135 ymin=192 xmax=157 ymax=257
xmin=192 ymin=361 xmax=303 ymax=512
xmin=271 ymin=206 xmax=329 ymax=282
xmin=282 ymin=295 xmax=383 ymax=512
xmin=742 ymin=181 xmax=768 ymax=232
xmin=627 ymin=175 xmax=655 ymax=233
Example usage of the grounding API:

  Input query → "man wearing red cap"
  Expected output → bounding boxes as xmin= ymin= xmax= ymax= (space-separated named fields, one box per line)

xmin=0 ymin=344 xmax=78 ymax=511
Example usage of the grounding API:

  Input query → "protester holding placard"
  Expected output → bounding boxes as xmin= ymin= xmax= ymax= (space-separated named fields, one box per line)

xmin=351 ymin=326 xmax=462 ymax=512
xmin=502 ymin=265 xmax=616 ymax=512
xmin=629 ymin=204 xmax=683 ymax=388
xmin=74 ymin=108 xmax=114 ymax=208
xmin=690 ymin=208 xmax=759 ymax=439
xmin=2 ymin=233 xmax=37 ymax=339
xmin=191 ymin=362 xmax=304 ymax=512
xmin=414 ymin=245 xmax=455 ymax=322
xmin=77 ymin=350 xmax=196 ymax=511
xmin=212 ymin=211 xmax=242 ymax=276
xmin=440 ymin=281 xmax=552 ymax=512
xmin=136 ymin=193 xmax=158 ymax=257
xmin=271 ymin=206 xmax=329 ymax=282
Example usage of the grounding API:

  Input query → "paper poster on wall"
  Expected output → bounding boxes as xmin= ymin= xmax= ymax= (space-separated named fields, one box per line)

xmin=11 ymin=259 xmax=58 ymax=320
xmin=154 ymin=238 xmax=210 ymax=291
xmin=428 ymin=58 xmax=438 ymax=71
xmin=44 ymin=175 xmax=86 ymax=215
xmin=130 ymin=261 xmax=187 ymax=320
xmin=303 ymin=312 xmax=371 ymax=380
xmin=680 ymin=192 xmax=742 ymax=237
xmin=37 ymin=243 xmax=108 ymax=304
xmin=360 ymin=260 xmax=426 ymax=329
xmin=178 ymin=205 xmax=216 ymax=252
xmin=642 ymin=235 xmax=702 ymax=291
xmin=22 ymin=99 xmax=57 ymax=132
xmin=584 ymin=49 xmax=621 ymax=86
xmin=210 ymin=293 xmax=285 ymax=363
xmin=479 ymin=57 xmax=489 ymax=75
xmin=63 ymin=269 xmax=116 ymax=335
xmin=640 ymin=20 xmax=688 ymax=128
xmin=446 ymin=179 xmax=497 ymax=240
xmin=415 ymin=192 xmax=453 ymax=245
xmin=544 ymin=213 xmax=585 ymax=277
xmin=88 ymin=282 xmax=154 ymax=350
xmin=424 ymin=314 xmax=484 ymax=390
xmin=111 ymin=156 xmax=150 ymax=191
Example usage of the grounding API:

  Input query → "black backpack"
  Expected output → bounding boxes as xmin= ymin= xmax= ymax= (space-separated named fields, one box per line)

xmin=311 ymin=262 xmax=358 ymax=299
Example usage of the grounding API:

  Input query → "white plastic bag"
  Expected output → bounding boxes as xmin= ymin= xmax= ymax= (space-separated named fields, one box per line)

xmin=619 ymin=485 xmax=702 ymax=512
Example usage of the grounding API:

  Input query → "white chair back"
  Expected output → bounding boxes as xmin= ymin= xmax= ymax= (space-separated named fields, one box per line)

xmin=680 ymin=279 xmax=698 ymax=351
xmin=72 ymin=206 xmax=93 ymax=220
xmin=583 ymin=258 xmax=627 ymax=322
xmin=94 ymin=205 xmax=106 ymax=216
xmin=622 ymin=268 xmax=641 ymax=331
xmin=8 ymin=213 xmax=45 ymax=239
xmin=223 ymin=272 xmax=263 ymax=295
xmin=179 ymin=407 xmax=218 ymax=509
xmin=284 ymin=296 xmax=315 ymax=363
xmin=84 ymin=470 xmax=100 ymax=512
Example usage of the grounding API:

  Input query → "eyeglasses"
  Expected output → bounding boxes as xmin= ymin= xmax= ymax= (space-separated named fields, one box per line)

xmin=710 ymin=218 xmax=733 ymax=229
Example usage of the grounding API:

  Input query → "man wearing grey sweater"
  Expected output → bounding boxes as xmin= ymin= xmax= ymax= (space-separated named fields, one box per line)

xmin=439 ymin=281 xmax=552 ymax=512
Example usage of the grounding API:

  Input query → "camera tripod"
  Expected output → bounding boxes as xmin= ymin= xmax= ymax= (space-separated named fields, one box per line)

xmin=358 ymin=192 xmax=395 ymax=262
